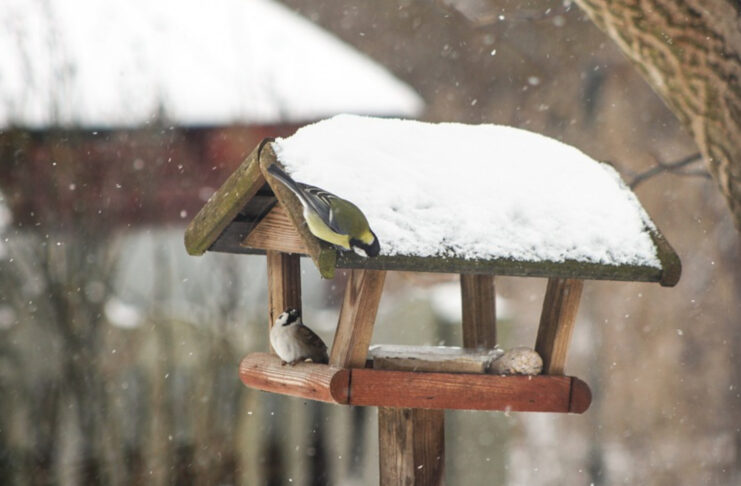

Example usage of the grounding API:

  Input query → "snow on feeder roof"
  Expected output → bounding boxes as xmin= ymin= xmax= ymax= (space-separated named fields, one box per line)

xmin=0 ymin=0 xmax=422 ymax=129
xmin=185 ymin=115 xmax=680 ymax=285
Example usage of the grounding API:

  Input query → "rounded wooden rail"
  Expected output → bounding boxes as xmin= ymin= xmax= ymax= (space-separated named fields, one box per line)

xmin=239 ymin=353 xmax=591 ymax=413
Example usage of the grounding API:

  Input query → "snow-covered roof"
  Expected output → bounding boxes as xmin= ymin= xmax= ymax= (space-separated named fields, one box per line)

xmin=0 ymin=0 xmax=423 ymax=129
xmin=275 ymin=115 xmax=661 ymax=266
xmin=185 ymin=115 xmax=680 ymax=285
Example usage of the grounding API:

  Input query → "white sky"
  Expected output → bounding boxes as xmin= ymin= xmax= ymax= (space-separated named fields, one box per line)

xmin=0 ymin=0 xmax=423 ymax=128
xmin=274 ymin=115 xmax=661 ymax=267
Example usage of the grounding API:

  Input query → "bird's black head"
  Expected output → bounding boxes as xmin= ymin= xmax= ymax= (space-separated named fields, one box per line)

xmin=350 ymin=231 xmax=380 ymax=258
xmin=278 ymin=308 xmax=301 ymax=327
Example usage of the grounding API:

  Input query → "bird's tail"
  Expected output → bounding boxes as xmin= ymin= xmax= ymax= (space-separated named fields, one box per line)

xmin=266 ymin=164 xmax=308 ymax=205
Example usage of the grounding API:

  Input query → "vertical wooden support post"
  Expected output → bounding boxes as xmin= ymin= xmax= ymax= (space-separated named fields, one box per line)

xmin=379 ymin=408 xmax=445 ymax=486
xmin=266 ymin=250 xmax=302 ymax=351
xmin=329 ymin=269 xmax=386 ymax=368
xmin=460 ymin=273 xmax=497 ymax=348
xmin=535 ymin=277 xmax=584 ymax=375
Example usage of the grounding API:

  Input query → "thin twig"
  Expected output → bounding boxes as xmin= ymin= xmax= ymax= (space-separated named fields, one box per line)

xmin=629 ymin=152 xmax=707 ymax=189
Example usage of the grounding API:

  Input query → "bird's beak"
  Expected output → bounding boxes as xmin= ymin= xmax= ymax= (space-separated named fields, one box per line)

xmin=366 ymin=234 xmax=380 ymax=257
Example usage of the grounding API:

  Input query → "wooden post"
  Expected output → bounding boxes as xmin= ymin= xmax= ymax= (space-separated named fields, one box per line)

xmin=329 ymin=269 xmax=386 ymax=368
xmin=266 ymin=250 xmax=302 ymax=351
xmin=379 ymin=408 xmax=445 ymax=486
xmin=460 ymin=273 xmax=497 ymax=348
xmin=535 ymin=277 xmax=584 ymax=375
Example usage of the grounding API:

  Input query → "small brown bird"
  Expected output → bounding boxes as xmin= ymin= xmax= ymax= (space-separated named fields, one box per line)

xmin=269 ymin=308 xmax=329 ymax=365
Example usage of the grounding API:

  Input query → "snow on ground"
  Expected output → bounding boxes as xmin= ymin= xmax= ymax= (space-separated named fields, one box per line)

xmin=273 ymin=114 xmax=661 ymax=267
xmin=0 ymin=0 xmax=422 ymax=128
xmin=104 ymin=297 xmax=142 ymax=329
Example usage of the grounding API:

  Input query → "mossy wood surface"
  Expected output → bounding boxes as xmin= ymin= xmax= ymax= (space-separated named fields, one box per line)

xmin=184 ymin=145 xmax=266 ymax=255
xmin=336 ymin=251 xmax=672 ymax=284
xmin=649 ymin=227 xmax=682 ymax=286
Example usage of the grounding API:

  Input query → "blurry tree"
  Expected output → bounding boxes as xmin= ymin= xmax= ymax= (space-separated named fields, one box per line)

xmin=574 ymin=0 xmax=741 ymax=229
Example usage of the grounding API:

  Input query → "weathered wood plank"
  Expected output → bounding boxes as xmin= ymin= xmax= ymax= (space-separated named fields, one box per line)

xmin=259 ymin=145 xmax=337 ymax=278
xmin=329 ymin=269 xmax=386 ymax=368
xmin=209 ymin=220 xmax=259 ymax=253
xmin=238 ymin=353 xmax=349 ymax=404
xmin=184 ymin=144 xmax=266 ymax=255
xmin=370 ymin=345 xmax=502 ymax=374
xmin=236 ymin=194 xmax=277 ymax=220
xmin=350 ymin=368 xmax=591 ymax=413
xmin=242 ymin=205 xmax=310 ymax=254
xmin=379 ymin=407 xmax=445 ymax=486
xmin=535 ymin=278 xmax=584 ymax=375
xmin=266 ymin=251 xmax=302 ymax=348
xmin=460 ymin=273 xmax=496 ymax=348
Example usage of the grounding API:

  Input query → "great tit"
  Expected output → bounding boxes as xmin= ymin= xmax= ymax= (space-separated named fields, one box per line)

xmin=270 ymin=308 xmax=329 ymax=365
xmin=266 ymin=164 xmax=380 ymax=257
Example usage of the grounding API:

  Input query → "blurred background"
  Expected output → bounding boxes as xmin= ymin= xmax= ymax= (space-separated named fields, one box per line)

xmin=1 ymin=0 xmax=739 ymax=485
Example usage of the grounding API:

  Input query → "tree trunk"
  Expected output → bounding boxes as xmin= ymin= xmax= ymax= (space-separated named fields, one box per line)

xmin=575 ymin=0 xmax=741 ymax=228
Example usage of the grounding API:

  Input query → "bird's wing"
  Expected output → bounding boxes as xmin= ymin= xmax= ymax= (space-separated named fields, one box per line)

xmin=297 ymin=324 xmax=328 ymax=360
xmin=298 ymin=183 xmax=349 ymax=235
xmin=267 ymin=164 xmax=360 ymax=237
xmin=298 ymin=324 xmax=327 ymax=349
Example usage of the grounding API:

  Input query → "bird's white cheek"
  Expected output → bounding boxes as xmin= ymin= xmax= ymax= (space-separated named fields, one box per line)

xmin=353 ymin=247 xmax=367 ymax=257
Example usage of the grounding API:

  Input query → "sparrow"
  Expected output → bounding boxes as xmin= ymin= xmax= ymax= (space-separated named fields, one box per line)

xmin=270 ymin=308 xmax=329 ymax=365
xmin=266 ymin=163 xmax=380 ymax=257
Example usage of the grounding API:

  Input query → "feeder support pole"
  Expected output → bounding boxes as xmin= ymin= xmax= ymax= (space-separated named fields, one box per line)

xmin=379 ymin=407 xmax=445 ymax=486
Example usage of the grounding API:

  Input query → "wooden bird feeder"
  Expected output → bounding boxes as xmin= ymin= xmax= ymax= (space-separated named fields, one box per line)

xmin=185 ymin=117 xmax=680 ymax=485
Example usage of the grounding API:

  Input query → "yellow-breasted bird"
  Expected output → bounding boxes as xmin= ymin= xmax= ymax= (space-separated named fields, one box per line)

xmin=267 ymin=164 xmax=380 ymax=257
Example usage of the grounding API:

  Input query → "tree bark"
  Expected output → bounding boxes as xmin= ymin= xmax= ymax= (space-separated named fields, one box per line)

xmin=574 ymin=0 xmax=741 ymax=228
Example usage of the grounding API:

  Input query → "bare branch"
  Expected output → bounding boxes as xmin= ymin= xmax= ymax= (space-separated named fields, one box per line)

xmin=628 ymin=152 xmax=708 ymax=189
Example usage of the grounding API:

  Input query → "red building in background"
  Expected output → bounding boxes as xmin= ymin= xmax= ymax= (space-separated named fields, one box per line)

xmin=0 ymin=0 xmax=423 ymax=231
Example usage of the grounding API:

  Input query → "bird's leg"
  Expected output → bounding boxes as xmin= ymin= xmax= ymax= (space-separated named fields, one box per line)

xmin=281 ymin=360 xmax=288 ymax=366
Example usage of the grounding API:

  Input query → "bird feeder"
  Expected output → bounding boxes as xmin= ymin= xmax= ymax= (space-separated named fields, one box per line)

xmin=184 ymin=115 xmax=680 ymax=485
